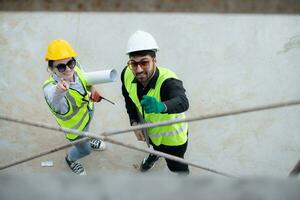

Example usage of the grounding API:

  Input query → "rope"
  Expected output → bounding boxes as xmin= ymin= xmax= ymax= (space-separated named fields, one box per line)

xmin=102 ymin=99 xmax=300 ymax=136
xmin=0 ymin=138 xmax=89 ymax=171
xmin=0 ymin=116 xmax=235 ymax=178
xmin=289 ymin=160 xmax=300 ymax=177
xmin=0 ymin=99 xmax=299 ymax=177
xmin=103 ymin=137 xmax=236 ymax=178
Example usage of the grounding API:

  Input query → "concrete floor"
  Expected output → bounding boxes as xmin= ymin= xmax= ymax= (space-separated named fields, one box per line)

xmin=0 ymin=116 xmax=299 ymax=178
xmin=0 ymin=12 xmax=300 ymax=179
xmin=0 ymin=121 xmax=218 ymax=177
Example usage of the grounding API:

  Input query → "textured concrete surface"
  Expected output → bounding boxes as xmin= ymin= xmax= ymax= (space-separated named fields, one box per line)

xmin=0 ymin=0 xmax=300 ymax=13
xmin=0 ymin=12 xmax=300 ymax=178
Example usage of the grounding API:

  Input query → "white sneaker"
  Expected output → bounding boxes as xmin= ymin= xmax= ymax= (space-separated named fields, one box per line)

xmin=90 ymin=138 xmax=106 ymax=151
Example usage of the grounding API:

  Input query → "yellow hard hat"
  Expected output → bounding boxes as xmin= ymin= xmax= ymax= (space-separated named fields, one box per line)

xmin=45 ymin=39 xmax=77 ymax=61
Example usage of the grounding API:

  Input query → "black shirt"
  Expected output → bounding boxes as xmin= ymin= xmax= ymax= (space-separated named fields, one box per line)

xmin=121 ymin=66 xmax=189 ymax=125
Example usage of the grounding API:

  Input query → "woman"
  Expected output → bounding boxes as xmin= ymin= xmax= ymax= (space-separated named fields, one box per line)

xmin=43 ymin=39 xmax=106 ymax=175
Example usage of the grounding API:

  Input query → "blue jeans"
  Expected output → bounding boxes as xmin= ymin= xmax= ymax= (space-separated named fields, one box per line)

xmin=67 ymin=110 xmax=93 ymax=161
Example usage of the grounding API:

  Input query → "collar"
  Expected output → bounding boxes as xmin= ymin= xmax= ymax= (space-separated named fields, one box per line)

xmin=131 ymin=67 xmax=159 ymax=89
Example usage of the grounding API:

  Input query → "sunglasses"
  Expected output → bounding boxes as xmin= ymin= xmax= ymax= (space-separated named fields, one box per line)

xmin=128 ymin=59 xmax=151 ymax=70
xmin=55 ymin=58 xmax=76 ymax=73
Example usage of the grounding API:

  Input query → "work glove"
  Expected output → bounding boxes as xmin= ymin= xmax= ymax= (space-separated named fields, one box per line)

xmin=90 ymin=86 xmax=102 ymax=102
xmin=141 ymin=95 xmax=166 ymax=113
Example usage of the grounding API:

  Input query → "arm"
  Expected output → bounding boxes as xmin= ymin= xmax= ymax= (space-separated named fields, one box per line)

xmin=121 ymin=68 xmax=144 ymax=141
xmin=121 ymin=68 xmax=139 ymax=125
xmin=89 ymin=85 xmax=102 ymax=102
xmin=160 ymin=78 xmax=189 ymax=113
xmin=43 ymin=79 xmax=70 ymax=114
xmin=140 ymin=78 xmax=189 ymax=114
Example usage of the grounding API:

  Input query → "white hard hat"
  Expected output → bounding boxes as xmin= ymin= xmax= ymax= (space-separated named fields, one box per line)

xmin=126 ymin=30 xmax=159 ymax=54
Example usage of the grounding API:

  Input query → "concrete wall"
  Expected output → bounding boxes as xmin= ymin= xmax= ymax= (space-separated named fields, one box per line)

xmin=1 ymin=0 xmax=300 ymax=14
xmin=0 ymin=12 xmax=299 ymax=177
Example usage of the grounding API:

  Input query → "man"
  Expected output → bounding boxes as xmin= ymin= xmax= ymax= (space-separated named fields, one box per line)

xmin=121 ymin=30 xmax=190 ymax=174
xmin=43 ymin=39 xmax=106 ymax=175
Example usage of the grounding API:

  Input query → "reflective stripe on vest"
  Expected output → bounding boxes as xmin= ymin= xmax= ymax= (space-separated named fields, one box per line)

xmin=148 ymin=122 xmax=188 ymax=138
xmin=52 ymin=92 xmax=88 ymax=121
xmin=124 ymin=66 xmax=188 ymax=146
xmin=43 ymin=66 xmax=93 ymax=140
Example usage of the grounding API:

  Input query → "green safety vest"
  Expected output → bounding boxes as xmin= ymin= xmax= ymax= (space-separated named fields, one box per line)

xmin=124 ymin=66 xmax=188 ymax=146
xmin=43 ymin=66 xmax=93 ymax=140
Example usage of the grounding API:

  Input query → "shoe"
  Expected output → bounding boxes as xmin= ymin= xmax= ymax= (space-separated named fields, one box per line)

xmin=65 ymin=156 xmax=86 ymax=176
xmin=90 ymin=138 xmax=106 ymax=151
xmin=140 ymin=154 xmax=159 ymax=172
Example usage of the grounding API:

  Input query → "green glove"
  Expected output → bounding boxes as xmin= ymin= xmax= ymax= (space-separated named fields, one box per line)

xmin=141 ymin=95 xmax=166 ymax=113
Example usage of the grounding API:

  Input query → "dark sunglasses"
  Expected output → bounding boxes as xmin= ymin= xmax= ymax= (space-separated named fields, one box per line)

xmin=55 ymin=58 xmax=76 ymax=73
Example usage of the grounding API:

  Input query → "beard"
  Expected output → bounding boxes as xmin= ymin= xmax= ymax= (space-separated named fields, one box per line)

xmin=136 ymin=72 xmax=147 ymax=82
